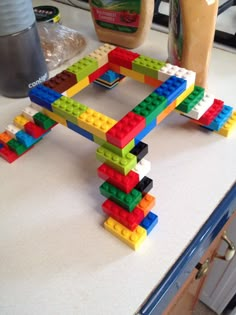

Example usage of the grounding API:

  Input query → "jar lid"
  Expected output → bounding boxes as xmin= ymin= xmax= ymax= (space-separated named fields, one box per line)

xmin=33 ymin=6 xmax=61 ymax=23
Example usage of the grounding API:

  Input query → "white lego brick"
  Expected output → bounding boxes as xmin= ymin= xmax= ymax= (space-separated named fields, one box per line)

xmin=184 ymin=93 xmax=215 ymax=120
xmin=158 ymin=63 xmax=196 ymax=88
xmin=132 ymin=159 xmax=151 ymax=180
xmin=5 ymin=124 xmax=21 ymax=139
xmin=22 ymin=106 xmax=39 ymax=122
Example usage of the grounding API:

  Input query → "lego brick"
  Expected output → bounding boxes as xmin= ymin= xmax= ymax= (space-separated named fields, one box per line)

xmin=102 ymin=139 xmax=135 ymax=157
xmin=130 ymin=141 xmax=148 ymax=162
xmin=0 ymin=146 xmax=18 ymax=163
xmin=176 ymin=84 xmax=194 ymax=106
xmin=96 ymin=69 xmax=121 ymax=84
xmin=157 ymin=100 xmax=176 ymax=124
xmin=42 ymin=108 xmax=67 ymax=126
xmin=194 ymin=99 xmax=224 ymax=126
xmin=0 ymin=131 xmax=12 ymax=146
xmin=135 ymin=176 xmax=153 ymax=195
xmin=108 ymin=47 xmax=140 ymax=69
xmin=43 ymin=70 xmax=77 ymax=93
xmin=96 ymin=146 xmax=137 ymax=175
xmin=154 ymin=76 xmax=187 ymax=105
xmin=78 ymin=109 xmax=117 ymax=140
xmin=89 ymin=43 xmax=116 ymax=67
xmin=132 ymin=93 xmax=167 ymax=125
xmin=15 ymin=130 xmax=38 ymax=148
xmin=119 ymin=67 xmax=145 ymax=83
xmin=158 ymin=63 xmax=196 ymax=88
xmin=106 ymin=112 xmax=146 ymax=148
xmin=132 ymin=55 xmax=166 ymax=79
xmin=207 ymin=105 xmax=233 ymax=131
xmin=93 ymin=79 xmax=120 ymax=90
xmin=132 ymin=159 xmax=151 ymax=180
xmin=144 ymin=76 xmax=163 ymax=88
xmin=24 ymin=121 xmax=46 ymax=139
xmin=22 ymin=106 xmax=40 ymax=122
xmin=66 ymin=56 xmax=98 ymax=82
xmin=65 ymin=76 xmax=90 ymax=97
xmin=67 ymin=120 xmax=94 ymax=142
xmin=7 ymin=138 xmax=28 ymax=155
xmin=104 ymin=217 xmax=147 ymax=250
xmin=52 ymin=96 xmax=88 ymax=125
xmin=216 ymin=111 xmax=236 ymax=137
xmin=88 ymin=63 xmax=110 ymax=83
xmin=97 ymin=163 xmax=139 ymax=193
xmin=182 ymin=93 xmax=215 ymax=120
xmin=33 ymin=112 xmax=57 ymax=130
xmin=29 ymin=85 xmax=62 ymax=111
xmin=102 ymin=199 xmax=144 ymax=231
xmin=176 ymin=86 xmax=205 ymax=113
xmin=108 ymin=62 xmax=121 ymax=74
xmin=5 ymin=124 xmax=21 ymax=139
xmin=13 ymin=115 xmax=30 ymax=129
xmin=135 ymin=118 xmax=157 ymax=144
xmin=137 ymin=194 xmax=156 ymax=217
xmin=140 ymin=212 xmax=158 ymax=235
xmin=100 ymin=181 xmax=142 ymax=212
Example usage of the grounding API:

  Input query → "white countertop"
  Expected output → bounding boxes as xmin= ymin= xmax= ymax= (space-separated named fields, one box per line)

xmin=0 ymin=2 xmax=236 ymax=315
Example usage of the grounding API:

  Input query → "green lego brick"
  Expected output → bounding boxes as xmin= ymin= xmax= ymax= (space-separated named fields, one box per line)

xmin=52 ymin=96 xmax=88 ymax=125
xmin=7 ymin=139 xmax=28 ymax=155
xmin=33 ymin=112 xmax=56 ymax=130
xmin=132 ymin=55 xmax=166 ymax=79
xmin=102 ymin=139 xmax=135 ymax=157
xmin=132 ymin=93 xmax=167 ymax=125
xmin=100 ymin=182 xmax=142 ymax=212
xmin=96 ymin=146 xmax=137 ymax=175
xmin=66 ymin=56 xmax=98 ymax=82
xmin=176 ymin=86 xmax=205 ymax=113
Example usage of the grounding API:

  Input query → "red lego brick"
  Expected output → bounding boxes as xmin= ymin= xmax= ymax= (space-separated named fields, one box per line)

xmin=97 ymin=163 xmax=140 ymax=193
xmin=108 ymin=47 xmax=140 ymax=70
xmin=89 ymin=63 xmax=110 ymax=83
xmin=102 ymin=199 xmax=144 ymax=231
xmin=24 ymin=121 xmax=46 ymax=139
xmin=106 ymin=112 xmax=146 ymax=148
xmin=0 ymin=146 xmax=19 ymax=163
xmin=43 ymin=70 xmax=77 ymax=93
xmin=197 ymin=99 xmax=224 ymax=126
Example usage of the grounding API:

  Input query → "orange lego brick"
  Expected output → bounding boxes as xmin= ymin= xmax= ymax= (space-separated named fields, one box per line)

xmin=157 ymin=100 xmax=176 ymax=124
xmin=137 ymin=193 xmax=156 ymax=217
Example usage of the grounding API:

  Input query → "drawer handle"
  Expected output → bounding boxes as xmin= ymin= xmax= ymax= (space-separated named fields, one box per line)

xmin=195 ymin=258 xmax=210 ymax=279
xmin=216 ymin=231 xmax=236 ymax=261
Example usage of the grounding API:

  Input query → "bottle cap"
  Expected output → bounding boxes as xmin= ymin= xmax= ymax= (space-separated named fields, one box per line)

xmin=0 ymin=0 xmax=35 ymax=36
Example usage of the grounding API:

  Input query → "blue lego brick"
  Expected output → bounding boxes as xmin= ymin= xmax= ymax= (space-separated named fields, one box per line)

xmin=140 ymin=212 xmax=158 ymax=235
xmin=67 ymin=120 xmax=94 ymax=142
xmin=99 ymin=70 xmax=122 ymax=83
xmin=207 ymin=105 xmax=233 ymax=131
xmin=154 ymin=76 xmax=187 ymax=104
xmin=29 ymin=85 xmax=62 ymax=111
xmin=15 ymin=130 xmax=38 ymax=148
xmin=134 ymin=118 xmax=157 ymax=145
xmin=0 ymin=143 xmax=4 ymax=149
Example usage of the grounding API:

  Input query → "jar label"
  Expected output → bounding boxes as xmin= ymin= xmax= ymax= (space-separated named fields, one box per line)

xmin=91 ymin=0 xmax=141 ymax=33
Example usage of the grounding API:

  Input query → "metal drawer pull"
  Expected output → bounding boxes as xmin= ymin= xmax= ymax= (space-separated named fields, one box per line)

xmin=195 ymin=258 xmax=210 ymax=279
xmin=216 ymin=231 xmax=236 ymax=261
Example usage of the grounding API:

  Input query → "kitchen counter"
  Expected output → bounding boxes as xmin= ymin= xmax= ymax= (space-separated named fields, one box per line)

xmin=0 ymin=1 xmax=236 ymax=315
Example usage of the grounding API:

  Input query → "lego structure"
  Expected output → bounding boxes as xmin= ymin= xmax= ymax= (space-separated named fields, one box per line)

xmin=0 ymin=44 xmax=235 ymax=250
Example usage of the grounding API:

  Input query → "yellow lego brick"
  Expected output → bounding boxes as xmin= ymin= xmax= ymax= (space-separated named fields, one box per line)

xmin=78 ymin=108 xmax=117 ymax=140
xmin=42 ymin=108 xmax=67 ymax=126
xmin=13 ymin=115 xmax=29 ymax=129
xmin=66 ymin=76 xmax=90 ymax=97
xmin=120 ymin=66 xmax=145 ymax=83
xmin=216 ymin=111 xmax=236 ymax=137
xmin=157 ymin=100 xmax=176 ymax=124
xmin=89 ymin=43 xmax=116 ymax=67
xmin=176 ymin=84 xmax=194 ymax=106
xmin=104 ymin=217 xmax=147 ymax=250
